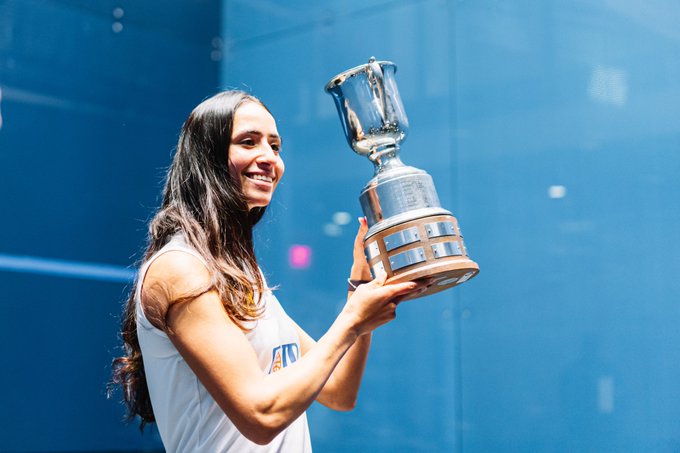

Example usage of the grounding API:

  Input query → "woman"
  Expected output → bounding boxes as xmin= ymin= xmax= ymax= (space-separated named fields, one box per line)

xmin=111 ymin=90 xmax=421 ymax=452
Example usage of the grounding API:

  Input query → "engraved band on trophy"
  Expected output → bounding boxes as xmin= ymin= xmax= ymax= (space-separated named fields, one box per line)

xmin=325 ymin=57 xmax=479 ymax=300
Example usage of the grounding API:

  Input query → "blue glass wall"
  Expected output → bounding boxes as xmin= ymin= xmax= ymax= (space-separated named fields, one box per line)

xmin=222 ymin=0 xmax=680 ymax=451
xmin=1 ymin=0 xmax=679 ymax=451
xmin=0 ymin=0 xmax=219 ymax=451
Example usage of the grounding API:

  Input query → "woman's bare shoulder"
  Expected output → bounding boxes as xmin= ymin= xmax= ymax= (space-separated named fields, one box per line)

xmin=141 ymin=250 xmax=213 ymax=329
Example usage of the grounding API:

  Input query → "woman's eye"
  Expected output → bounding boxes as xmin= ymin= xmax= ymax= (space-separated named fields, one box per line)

xmin=271 ymin=143 xmax=281 ymax=152
xmin=239 ymin=138 xmax=255 ymax=146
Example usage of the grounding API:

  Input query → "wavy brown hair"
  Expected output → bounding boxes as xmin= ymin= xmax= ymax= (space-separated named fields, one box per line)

xmin=110 ymin=91 xmax=271 ymax=430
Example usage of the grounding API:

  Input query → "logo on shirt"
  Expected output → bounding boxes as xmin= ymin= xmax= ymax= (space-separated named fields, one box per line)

xmin=269 ymin=343 xmax=299 ymax=374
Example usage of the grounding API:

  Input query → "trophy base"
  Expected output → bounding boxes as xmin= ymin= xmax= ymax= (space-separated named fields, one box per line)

xmin=364 ymin=214 xmax=479 ymax=301
xmin=387 ymin=260 xmax=479 ymax=301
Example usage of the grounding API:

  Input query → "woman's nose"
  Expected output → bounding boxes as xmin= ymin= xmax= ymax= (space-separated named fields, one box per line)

xmin=256 ymin=142 xmax=279 ymax=162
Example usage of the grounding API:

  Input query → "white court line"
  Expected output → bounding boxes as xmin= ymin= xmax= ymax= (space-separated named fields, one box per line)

xmin=0 ymin=252 xmax=135 ymax=283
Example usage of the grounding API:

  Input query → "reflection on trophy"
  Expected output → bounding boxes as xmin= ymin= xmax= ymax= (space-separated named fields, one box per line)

xmin=325 ymin=57 xmax=479 ymax=299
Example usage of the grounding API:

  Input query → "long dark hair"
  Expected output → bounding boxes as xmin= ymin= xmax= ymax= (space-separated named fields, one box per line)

xmin=110 ymin=90 xmax=271 ymax=429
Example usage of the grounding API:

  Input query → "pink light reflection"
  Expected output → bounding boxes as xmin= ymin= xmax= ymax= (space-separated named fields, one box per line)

xmin=288 ymin=244 xmax=312 ymax=269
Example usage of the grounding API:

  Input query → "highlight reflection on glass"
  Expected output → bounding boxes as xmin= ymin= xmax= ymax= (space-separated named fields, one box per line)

xmin=288 ymin=244 xmax=312 ymax=269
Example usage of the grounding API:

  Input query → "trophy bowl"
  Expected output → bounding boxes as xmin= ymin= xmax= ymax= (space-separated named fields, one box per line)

xmin=325 ymin=57 xmax=479 ymax=300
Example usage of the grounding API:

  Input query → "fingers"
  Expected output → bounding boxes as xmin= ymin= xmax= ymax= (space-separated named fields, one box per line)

xmin=384 ymin=281 xmax=419 ymax=298
xmin=353 ymin=217 xmax=368 ymax=243
xmin=358 ymin=216 xmax=368 ymax=231
xmin=345 ymin=275 xmax=423 ymax=334
xmin=364 ymin=268 xmax=423 ymax=297
xmin=373 ymin=268 xmax=387 ymax=286
xmin=352 ymin=218 xmax=368 ymax=252
xmin=351 ymin=218 xmax=372 ymax=279
xmin=376 ymin=279 xmax=429 ymax=306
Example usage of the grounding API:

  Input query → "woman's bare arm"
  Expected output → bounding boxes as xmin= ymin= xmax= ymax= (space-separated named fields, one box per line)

xmin=294 ymin=217 xmax=380 ymax=410
xmin=141 ymin=250 xmax=417 ymax=445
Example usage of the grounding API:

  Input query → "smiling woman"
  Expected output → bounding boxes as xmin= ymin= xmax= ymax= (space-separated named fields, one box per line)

xmin=228 ymin=101 xmax=285 ymax=210
xmin=111 ymin=90 xmax=422 ymax=452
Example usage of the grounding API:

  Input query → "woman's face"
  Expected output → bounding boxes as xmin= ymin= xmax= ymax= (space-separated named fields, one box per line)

xmin=228 ymin=101 xmax=285 ymax=210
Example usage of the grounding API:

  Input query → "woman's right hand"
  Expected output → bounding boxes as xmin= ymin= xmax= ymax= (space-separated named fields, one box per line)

xmin=340 ymin=271 xmax=422 ymax=337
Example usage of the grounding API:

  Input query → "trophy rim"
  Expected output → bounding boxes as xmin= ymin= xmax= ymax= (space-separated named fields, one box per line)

xmin=324 ymin=60 xmax=397 ymax=92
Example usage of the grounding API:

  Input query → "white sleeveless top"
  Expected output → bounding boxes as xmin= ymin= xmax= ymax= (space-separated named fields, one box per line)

xmin=135 ymin=235 xmax=312 ymax=452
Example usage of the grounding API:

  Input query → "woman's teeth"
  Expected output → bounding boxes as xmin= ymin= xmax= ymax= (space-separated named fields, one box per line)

xmin=248 ymin=174 xmax=273 ymax=183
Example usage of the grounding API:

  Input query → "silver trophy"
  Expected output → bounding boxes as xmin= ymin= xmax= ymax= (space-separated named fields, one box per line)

xmin=325 ymin=57 xmax=479 ymax=299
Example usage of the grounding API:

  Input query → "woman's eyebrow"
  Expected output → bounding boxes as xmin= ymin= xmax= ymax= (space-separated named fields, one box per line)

xmin=233 ymin=129 xmax=262 ymax=137
xmin=232 ymin=130 xmax=281 ymax=142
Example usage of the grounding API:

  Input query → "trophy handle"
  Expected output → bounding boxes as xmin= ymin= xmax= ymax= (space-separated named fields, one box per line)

xmin=367 ymin=56 xmax=387 ymax=123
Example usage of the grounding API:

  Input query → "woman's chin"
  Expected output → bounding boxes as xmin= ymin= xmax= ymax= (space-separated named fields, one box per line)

xmin=246 ymin=198 xmax=271 ymax=210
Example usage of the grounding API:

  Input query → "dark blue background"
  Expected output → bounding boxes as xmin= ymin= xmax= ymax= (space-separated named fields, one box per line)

xmin=1 ymin=0 xmax=679 ymax=451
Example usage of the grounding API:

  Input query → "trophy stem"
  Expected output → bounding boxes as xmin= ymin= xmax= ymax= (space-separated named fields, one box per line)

xmin=368 ymin=145 xmax=404 ymax=174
